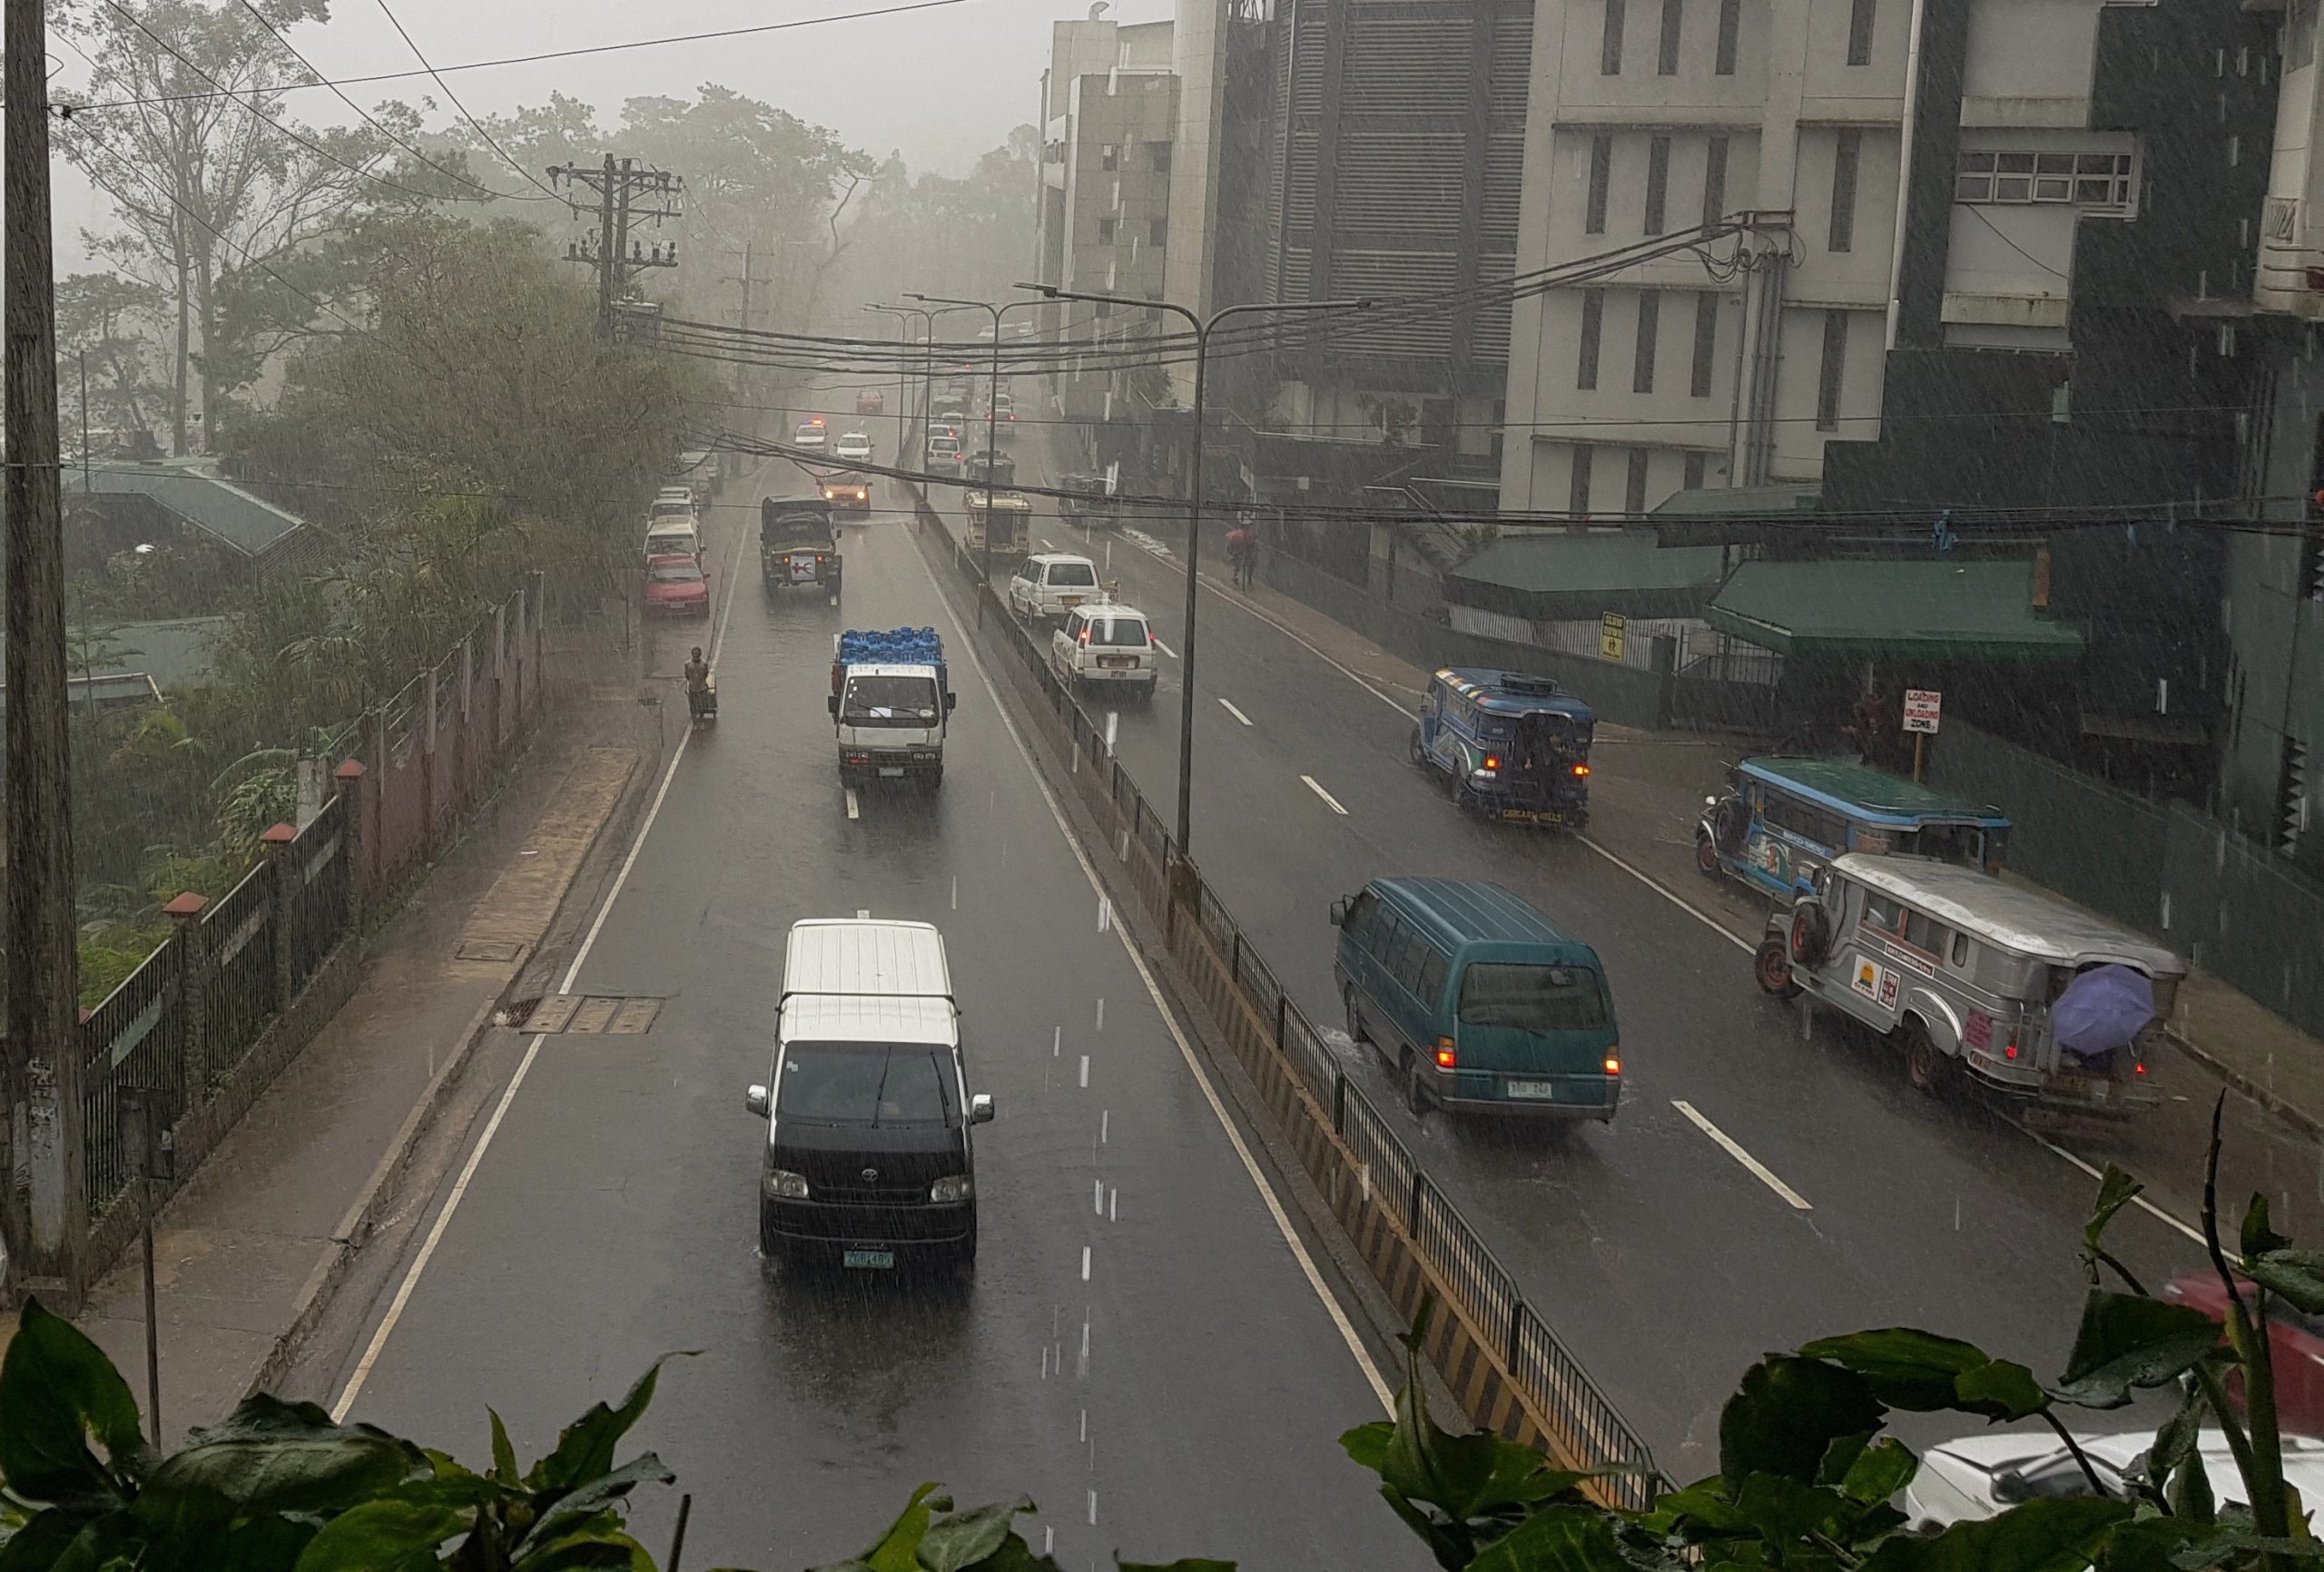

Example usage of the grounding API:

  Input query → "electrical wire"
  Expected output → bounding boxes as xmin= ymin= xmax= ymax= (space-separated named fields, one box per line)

xmin=370 ymin=0 xmax=566 ymax=204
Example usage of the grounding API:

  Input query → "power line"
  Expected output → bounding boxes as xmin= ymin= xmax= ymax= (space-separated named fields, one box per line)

xmin=370 ymin=0 xmax=564 ymax=203
xmin=68 ymin=0 xmax=983 ymax=111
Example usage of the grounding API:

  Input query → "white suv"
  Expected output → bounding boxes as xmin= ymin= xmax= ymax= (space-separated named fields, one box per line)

xmin=1050 ymin=604 xmax=1157 ymax=702
xmin=1009 ymin=554 xmax=1102 ymax=623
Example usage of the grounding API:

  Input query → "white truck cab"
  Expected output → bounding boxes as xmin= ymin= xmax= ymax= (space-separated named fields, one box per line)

xmin=830 ymin=630 xmax=956 ymax=787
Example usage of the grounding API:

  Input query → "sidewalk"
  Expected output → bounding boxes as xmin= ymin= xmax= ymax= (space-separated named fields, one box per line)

xmin=0 ymin=681 xmax=652 ymax=1432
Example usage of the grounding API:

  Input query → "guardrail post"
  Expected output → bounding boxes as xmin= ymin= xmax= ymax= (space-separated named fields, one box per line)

xmin=164 ymin=892 xmax=210 ymax=1090
xmin=334 ymin=760 xmax=369 ymax=927
xmin=1275 ymin=993 xmax=1287 ymax=1051
xmin=1231 ymin=931 xmax=1242 ymax=987
xmin=1508 ymin=1302 xmax=1524 ymax=1369
xmin=1333 ymin=1071 xmax=1346 ymax=1134
xmin=1410 ymin=1169 xmax=1426 ymax=1232
xmin=261 ymin=823 xmax=298 ymax=1009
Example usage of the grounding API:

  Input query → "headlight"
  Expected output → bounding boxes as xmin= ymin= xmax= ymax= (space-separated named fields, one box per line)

xmin=1471 ymin=768 xmax=1497 ymax=781
xmin=763 ymin=1169 xmax=810 ymax=1200
xmin=930 ymin=1174 xmax=973 ymax=1203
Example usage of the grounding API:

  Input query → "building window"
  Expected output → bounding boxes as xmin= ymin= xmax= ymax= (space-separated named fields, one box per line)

xmin=1569 ymin=446 xmax=1594 ymax=516
xmin=1633 ymin=290 xmax=1660 ymax=394
xmin=1816 ymin=310 xmax=1848 ymax=430
xmin=1578 ymin=290 xmax=1604 ymax=389
xmin=1683 ymin=451 xmax=1708 ymax=488
xmin=1715 ymin=0 xmax=1738 ymax=74
xmin=1101 ymin=145 xmax=1119 ymax=171
xmin=1829 ymin=127 xmax=1860 ymax=252
xmin=1846 ymin=0 xmax=1875 ymax=64
xmin=1691 ymin=291 xmax=1718 ymax=397
xmin=1955 ymin=149 xmax=2135 ymax=210
xmin=1098 ymin=217 xmax=1117 ymax=243
xmin=1703 ymin=134 xmax=1728 ymax=227
xmin=1602 ymin=0 xmax=1625 ymax=74
xmin=1150 ymin=217 xmax=1167 ymax=248
xmin=1625 ymin=449 xmax=1650 ymax=514
xmin=1149 ymin=142 xmax=1172 ymax=172
xmin=1659 ymin=0 xmax=1682 ymax=73
xmin=1586 ymin=135 xmax=1612 ymax=233
xmin=1644 ymin=136 xmax=1670 ymax=234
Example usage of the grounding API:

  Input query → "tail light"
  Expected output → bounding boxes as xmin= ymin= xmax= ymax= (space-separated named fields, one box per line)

xmin=1573 ymin=763 xmax=1591 ymax=777
xmin=1434 ymin=1037 xmax=1457 ymax=1068
xmin=1483 ymin=755 xmax=1501 ymax=771
xmin=2004 ymin=1037 xmax=2020 ymax=1059
xmin=2135 ymin=1061 xmax=2149 ymax=1076
xmin=1604 ymin=1054 xmax=1622 ymax=1075
xmin=1078 ymin=628 xmax=1091 ymax=644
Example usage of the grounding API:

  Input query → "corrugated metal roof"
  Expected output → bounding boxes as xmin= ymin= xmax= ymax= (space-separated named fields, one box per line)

xmin=1649 ymin=483 xmax=1821 ymax=517
xmin=1707 ymin=560 xmax=2086 ymax=662
xmin=1446 ymin=531 xmax=1728 ymax=622
xmin=1736 ymin=756 xmax=2009 ymax=824
xmin=64 ymin=461 xmax=310 ymax=558
xmin=1832 ymin=853 xmax=2182 ymax=974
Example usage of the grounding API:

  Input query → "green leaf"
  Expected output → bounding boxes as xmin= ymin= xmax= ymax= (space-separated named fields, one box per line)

xmin=137 ymin=1394 xmax=421 ymax=1521
xmin=1839 ymin=1438 xmax=1918 ymax=1505
xmin=1377 ymin=1330 xmax=1593 ymax=1524
xmin=528 ymin=1356 xmax=687 ymax=1495
xmin=1718 ymin=1358 xmax=1884 ymax=1485
xmin=1952 ymin=1361 xmax=2052 ymax=1422
xmin=1339 ymin=1421 xmax=1392 ymax=1474
xmin=1800 ymin=1329 xmax=2048 ymax=1420
xmin=292 ymin=1499 xmax=466 ymax=1572
xmin=1465 ymin=1505 xmax=1631 ymax=1572
xmin=0 ymin=1298 xmax=148 ymax=1504
xmin=919 ymin=1498 xmax=1033 ymax=1572
xmin=2241 ymin=1194 xmax=2292 ymax=1261
xmin=510 ymin=1517 xmax=654 ymax=1572
xmin=2092 ymin=1516 xmax=2196 ymax=1572
xmin=490 ymin=1409 xmax=520 ymax=1486
xmin=2084 ymin=1165 xmax=2144 ymax=1261
xmin=2243 ymin=1250 xmax=2324 ymax=1316
xmin=831 ymin=1483 xmax=941 ymax=1572
xmin=513 ymin=1453 xmax=672 ymax=1561
xmin=2052 ymin=1292 xmax=2223 ymax=1409
xmin=1861 ymin=1497 xmax=2132 ymax=1572
xmin=0 ymin=1508 xmax=110 ymax=1572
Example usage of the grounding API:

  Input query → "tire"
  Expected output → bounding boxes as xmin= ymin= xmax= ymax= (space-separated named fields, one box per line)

xmin=1344 ymin=984 xmax=1368 ymax=1045
xmin=1695 ymin=831 xmax=1722 ymax=878
xmin=923 ymin=766 xmax=944 ymax=790
xmin=1905 ymin=1017 xmax=1953 ymax=1096
xmin=1401 ymin=1047 xmax=1428 ymax=1117
xmin=1409 ymin=727 xmax=1429 ymax=770
xmin=1789 ymin=899 xmax=1832 ymax=968
xmin=1755 ymin=938 xmax=1800 ymax=998
xmin=758 ymin=1206 xmax=787 ymax=1263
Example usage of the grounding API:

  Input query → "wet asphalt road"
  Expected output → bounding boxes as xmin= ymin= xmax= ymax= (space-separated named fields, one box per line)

xmin=969 ymin=439 xmax=2244 ymax=1477
xmin=325 ymin=454 xmax=1395 ymax=1570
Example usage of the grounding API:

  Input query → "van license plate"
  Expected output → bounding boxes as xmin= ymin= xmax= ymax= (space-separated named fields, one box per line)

xmin=1507 ymin=1080 xmax=1557 ymax=1099
xmin=1060 ymin=597 xmax=1083 ymax=607
xmin=878 ymin=766 xmax=905 ymax=778
xmin=842 ymin=1249 xmax=896 ymax=1270
xmin=1098 ymin=656 xmax=1132 ymax=668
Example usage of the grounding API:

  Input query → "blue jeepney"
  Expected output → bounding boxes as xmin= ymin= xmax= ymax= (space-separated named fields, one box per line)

xmin=1695 ymin=756 xmax=2010 ymax=900
xmin=1409 ymin=668 xmax=1595 ymax=828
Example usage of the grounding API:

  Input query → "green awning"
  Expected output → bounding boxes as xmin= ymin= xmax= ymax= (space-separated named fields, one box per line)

xmin=1649 ymin=483 xmax=1820 ymax=517
xmin=1706 ymin=559 xmax=2085 ymax=662
xmin=1446 ymin=530 xmax=1729 ymax=621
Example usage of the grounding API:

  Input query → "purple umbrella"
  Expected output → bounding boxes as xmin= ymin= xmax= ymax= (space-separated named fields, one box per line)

xmin=2053 ymin=965 xmax=2158 ymax=1058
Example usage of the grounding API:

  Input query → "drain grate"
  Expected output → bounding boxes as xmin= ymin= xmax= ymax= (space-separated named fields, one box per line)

xmin=457 ymin=939 xmax=525 ymax=963
xmin=517 ymin=994 xmax=664 ymax=1035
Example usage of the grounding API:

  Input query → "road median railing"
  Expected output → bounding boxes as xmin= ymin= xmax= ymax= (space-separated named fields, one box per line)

xmin=907 ymin=489 xmax=1665 ymax=1510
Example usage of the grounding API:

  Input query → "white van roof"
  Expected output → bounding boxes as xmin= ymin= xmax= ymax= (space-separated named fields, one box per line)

xmin=1831 ymin=853 xmax=2183 ymax=976
xmin=780 ymin=919 xmax=956 ymax=1046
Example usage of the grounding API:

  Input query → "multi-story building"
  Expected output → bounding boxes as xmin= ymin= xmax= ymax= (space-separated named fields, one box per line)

xmin=1032 ymin=15 xmax=1178 ymax=430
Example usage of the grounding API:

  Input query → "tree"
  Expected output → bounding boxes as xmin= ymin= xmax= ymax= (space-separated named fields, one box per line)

xmin=836 ymin=132 xmax=1040 ymax=320
xmin=55 ymin=272 xmax=168 ymax=450
xmin=58 ymin=0 xmax=387 ymax=455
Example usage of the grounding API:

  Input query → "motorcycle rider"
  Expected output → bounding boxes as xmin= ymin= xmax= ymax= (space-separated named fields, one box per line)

xmin=683 ymin=646 xmax=712 ymax=718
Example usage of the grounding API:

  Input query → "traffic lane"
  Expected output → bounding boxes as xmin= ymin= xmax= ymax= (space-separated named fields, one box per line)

xmin=340 ymin=516 xmax=1392 ymax=1570
xmin=1054 ymin=529 xmax=2211 ymax=1464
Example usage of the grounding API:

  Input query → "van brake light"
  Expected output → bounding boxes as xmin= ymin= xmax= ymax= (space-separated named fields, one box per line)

xmin=1603 ymin=1054 xmax=1621 ymax=1075
xmin=1433 ymin=1037 xmax=1457 ymax=1069
xmin=1573 ymin=763 xmax=1591 ymax=777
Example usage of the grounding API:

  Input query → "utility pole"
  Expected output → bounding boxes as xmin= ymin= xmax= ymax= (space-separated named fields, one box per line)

xmin=6 ymin=0 xmax=85 ymax=1301
xmin=547 ymin=157 xmax=685 ymax=341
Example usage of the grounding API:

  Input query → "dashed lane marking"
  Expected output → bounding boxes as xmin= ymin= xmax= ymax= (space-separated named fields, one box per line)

xmin=1218 ymin=698 xmax=1254 ymax=727
xmin=1301 ymin=774 xmax=1350 ymax=816
xmin=1673 ymin=1099 xmax=1813 ymax=1210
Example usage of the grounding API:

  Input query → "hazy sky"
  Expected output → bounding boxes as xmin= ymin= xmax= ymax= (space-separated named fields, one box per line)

xmin=53 ymin=0 xmax=1172 ymax=262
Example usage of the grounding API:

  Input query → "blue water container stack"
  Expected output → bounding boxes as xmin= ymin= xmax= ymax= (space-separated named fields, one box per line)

xmin=838 ymin=627 xmax=942 ymax=666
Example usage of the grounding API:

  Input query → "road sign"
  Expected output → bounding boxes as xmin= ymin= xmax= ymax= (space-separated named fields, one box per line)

xmin=1903 ymin=688 xmax=1942 ymax=734
xmin=1600 ymin=612 xmax=1626 ymax=662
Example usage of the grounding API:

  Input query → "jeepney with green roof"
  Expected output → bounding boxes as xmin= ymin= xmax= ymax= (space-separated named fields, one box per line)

xmin=1695 ymin=756 xmax=2011 ymax=901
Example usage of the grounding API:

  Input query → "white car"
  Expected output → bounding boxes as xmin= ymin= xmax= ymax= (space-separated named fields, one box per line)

xmin=1050 ymin=604 xmax=1157 ymax=702
xmin=1009 ymin=554 xmax=1102 ymax=623
xmin=834 ymin=431 xmax=874 ymax=462
xmin=1905 ymin=1428 xmax=2324 ymax=1531
xmin=655 ymin=486 xmax=694 ymax=507
xmin=793 ymin=417 xmax=828 ymax=450
xmin=926 ymin=433 xmax=961 ymax=471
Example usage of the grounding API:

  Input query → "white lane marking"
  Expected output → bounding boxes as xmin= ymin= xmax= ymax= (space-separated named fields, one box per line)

xmin=1094 ymin=1179 xmax=1104 ymax=1214
xmin=2026 ymin=1130 xmax=2205 ymax=1245
xmin=1151 ymin=636 xmax=1177 ymax=659
xmin=333 ymin=465 xmax=758 ymax=1423
xmin=856 ymin=909 xmax=871 ymax=919
xmin=1080 ymin=1244 xmax=1092 ymax=1281
xmin=1301 ymin=774 xmax=1351 ymax=816
xmin=1577 ymin=834 xmax=1754 ymax=954
xmin=1218 ymin=698 xmax=1254 ymax=727
xmin=1672 ymin=1099 xmax=1813 ymax=1211
xmin=844 ymin=788 xmax=861 ymax=821
xmin=1078 ymin=1054 xmax=1090 ymax=1088
xmin=911 ymin=532 xmax=1393 ymax=1413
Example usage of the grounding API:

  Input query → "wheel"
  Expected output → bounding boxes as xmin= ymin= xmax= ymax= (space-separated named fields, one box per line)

xmin=1905 ymin=1017 xmax=1953 ymax=1096
xmin=758 ymin=1206 xmax=789 ymax=1264
xmin=1755 ymin=938 xmax=1800 ymax=998
xmin=1344 ymin=984 xmax=1368 ymax=1044
xmin=1137 ymin=681 xmax=1157 ymax=705
xmin=1789 ymin=899 xmax=1832 ymax=968
xmin=923 ymin=766 xmax=944 ymax=790
xmin=1409 ymin=727 xmax=1429 ymax=769
xmin=1401 ymin=1048 xmax=1429 ymax=1117
xmin=1695 ymin=832 xmax=1722 ymax=878
xmin=1453 ymin=779 xmax=1480 ymax=814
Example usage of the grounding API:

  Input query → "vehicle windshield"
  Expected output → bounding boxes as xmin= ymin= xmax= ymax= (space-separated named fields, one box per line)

xmin=762 ymin=511 xmax=829 ymax=548
xmin=1049 ymin=563 xmax=1098 ymax=587
xmin=647 ymin=560 xmax=701 ymax=583
xmin=1084 ymin=614 xmax=1147 ymax=647
xmin=1457 ymin=963 xmax=1610 ymax=1030
xmin=842 ymin=673 xmax=940 ymax=724
xmin=777 ymin=1042 xmax=956 ymax=1126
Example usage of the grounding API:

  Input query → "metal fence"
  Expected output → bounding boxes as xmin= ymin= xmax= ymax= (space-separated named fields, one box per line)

xmin=911 ymin=488 xmax=1667 ymax=1510
xmin=80 ymin=942 xmax=183 ymax=1205
xmin=289 ymin=794 xmax=351 ymax=988
xmin=203 ymin=860 xmax=279 ymax=1071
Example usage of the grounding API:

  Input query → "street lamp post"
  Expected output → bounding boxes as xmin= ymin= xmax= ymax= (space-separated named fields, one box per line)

xmin=1014 ymin=283 xmax=1371 ymax=860
xmin=862 ymin=303 xmax=921 ymax=474
xmin=909 ymin=294 xmax=1044 ymax=615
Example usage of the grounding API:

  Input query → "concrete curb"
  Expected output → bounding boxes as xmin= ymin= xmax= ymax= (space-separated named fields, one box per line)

xmin=2163 ymin=1027 xmax=2324 ymax=1145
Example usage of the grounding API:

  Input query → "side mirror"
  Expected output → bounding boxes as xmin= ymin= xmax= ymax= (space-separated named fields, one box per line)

xmin=945 ymin=692 xmax=959 ymax=715
xmin=1990 ymin=1469 xmax=2030 ymax=1505
xmin=826 ymin=694 xmax=840 ymax=717
xmin=744 ymin=1084 xmax=770 ymax=1117
xmin=1329 ymin=898 xmax=1349 ymax=927
xmin=970 ymin=1093 xmax=995 ymax=1125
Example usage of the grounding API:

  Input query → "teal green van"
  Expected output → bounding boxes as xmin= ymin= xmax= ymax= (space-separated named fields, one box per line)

xmin=1329 ymin=878 xmax=1620 ymax=1120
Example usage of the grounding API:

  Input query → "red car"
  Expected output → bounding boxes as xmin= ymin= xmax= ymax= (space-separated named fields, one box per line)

xmin=2164 ymin=1271 xmax=2324 ymax=1436
xmin=856 ymin=388 xmax=884 ymax=415
xmin=644 ymin=553 xmax=709 ymax=617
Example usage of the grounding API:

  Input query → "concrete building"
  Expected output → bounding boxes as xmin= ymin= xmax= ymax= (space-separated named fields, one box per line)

xmin=1033 ymin=15 xmax=1179 ymax=430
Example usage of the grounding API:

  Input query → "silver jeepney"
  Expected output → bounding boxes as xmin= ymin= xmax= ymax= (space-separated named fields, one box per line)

xmin=1758 ymin=853 xmax=2181 ymax=1118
